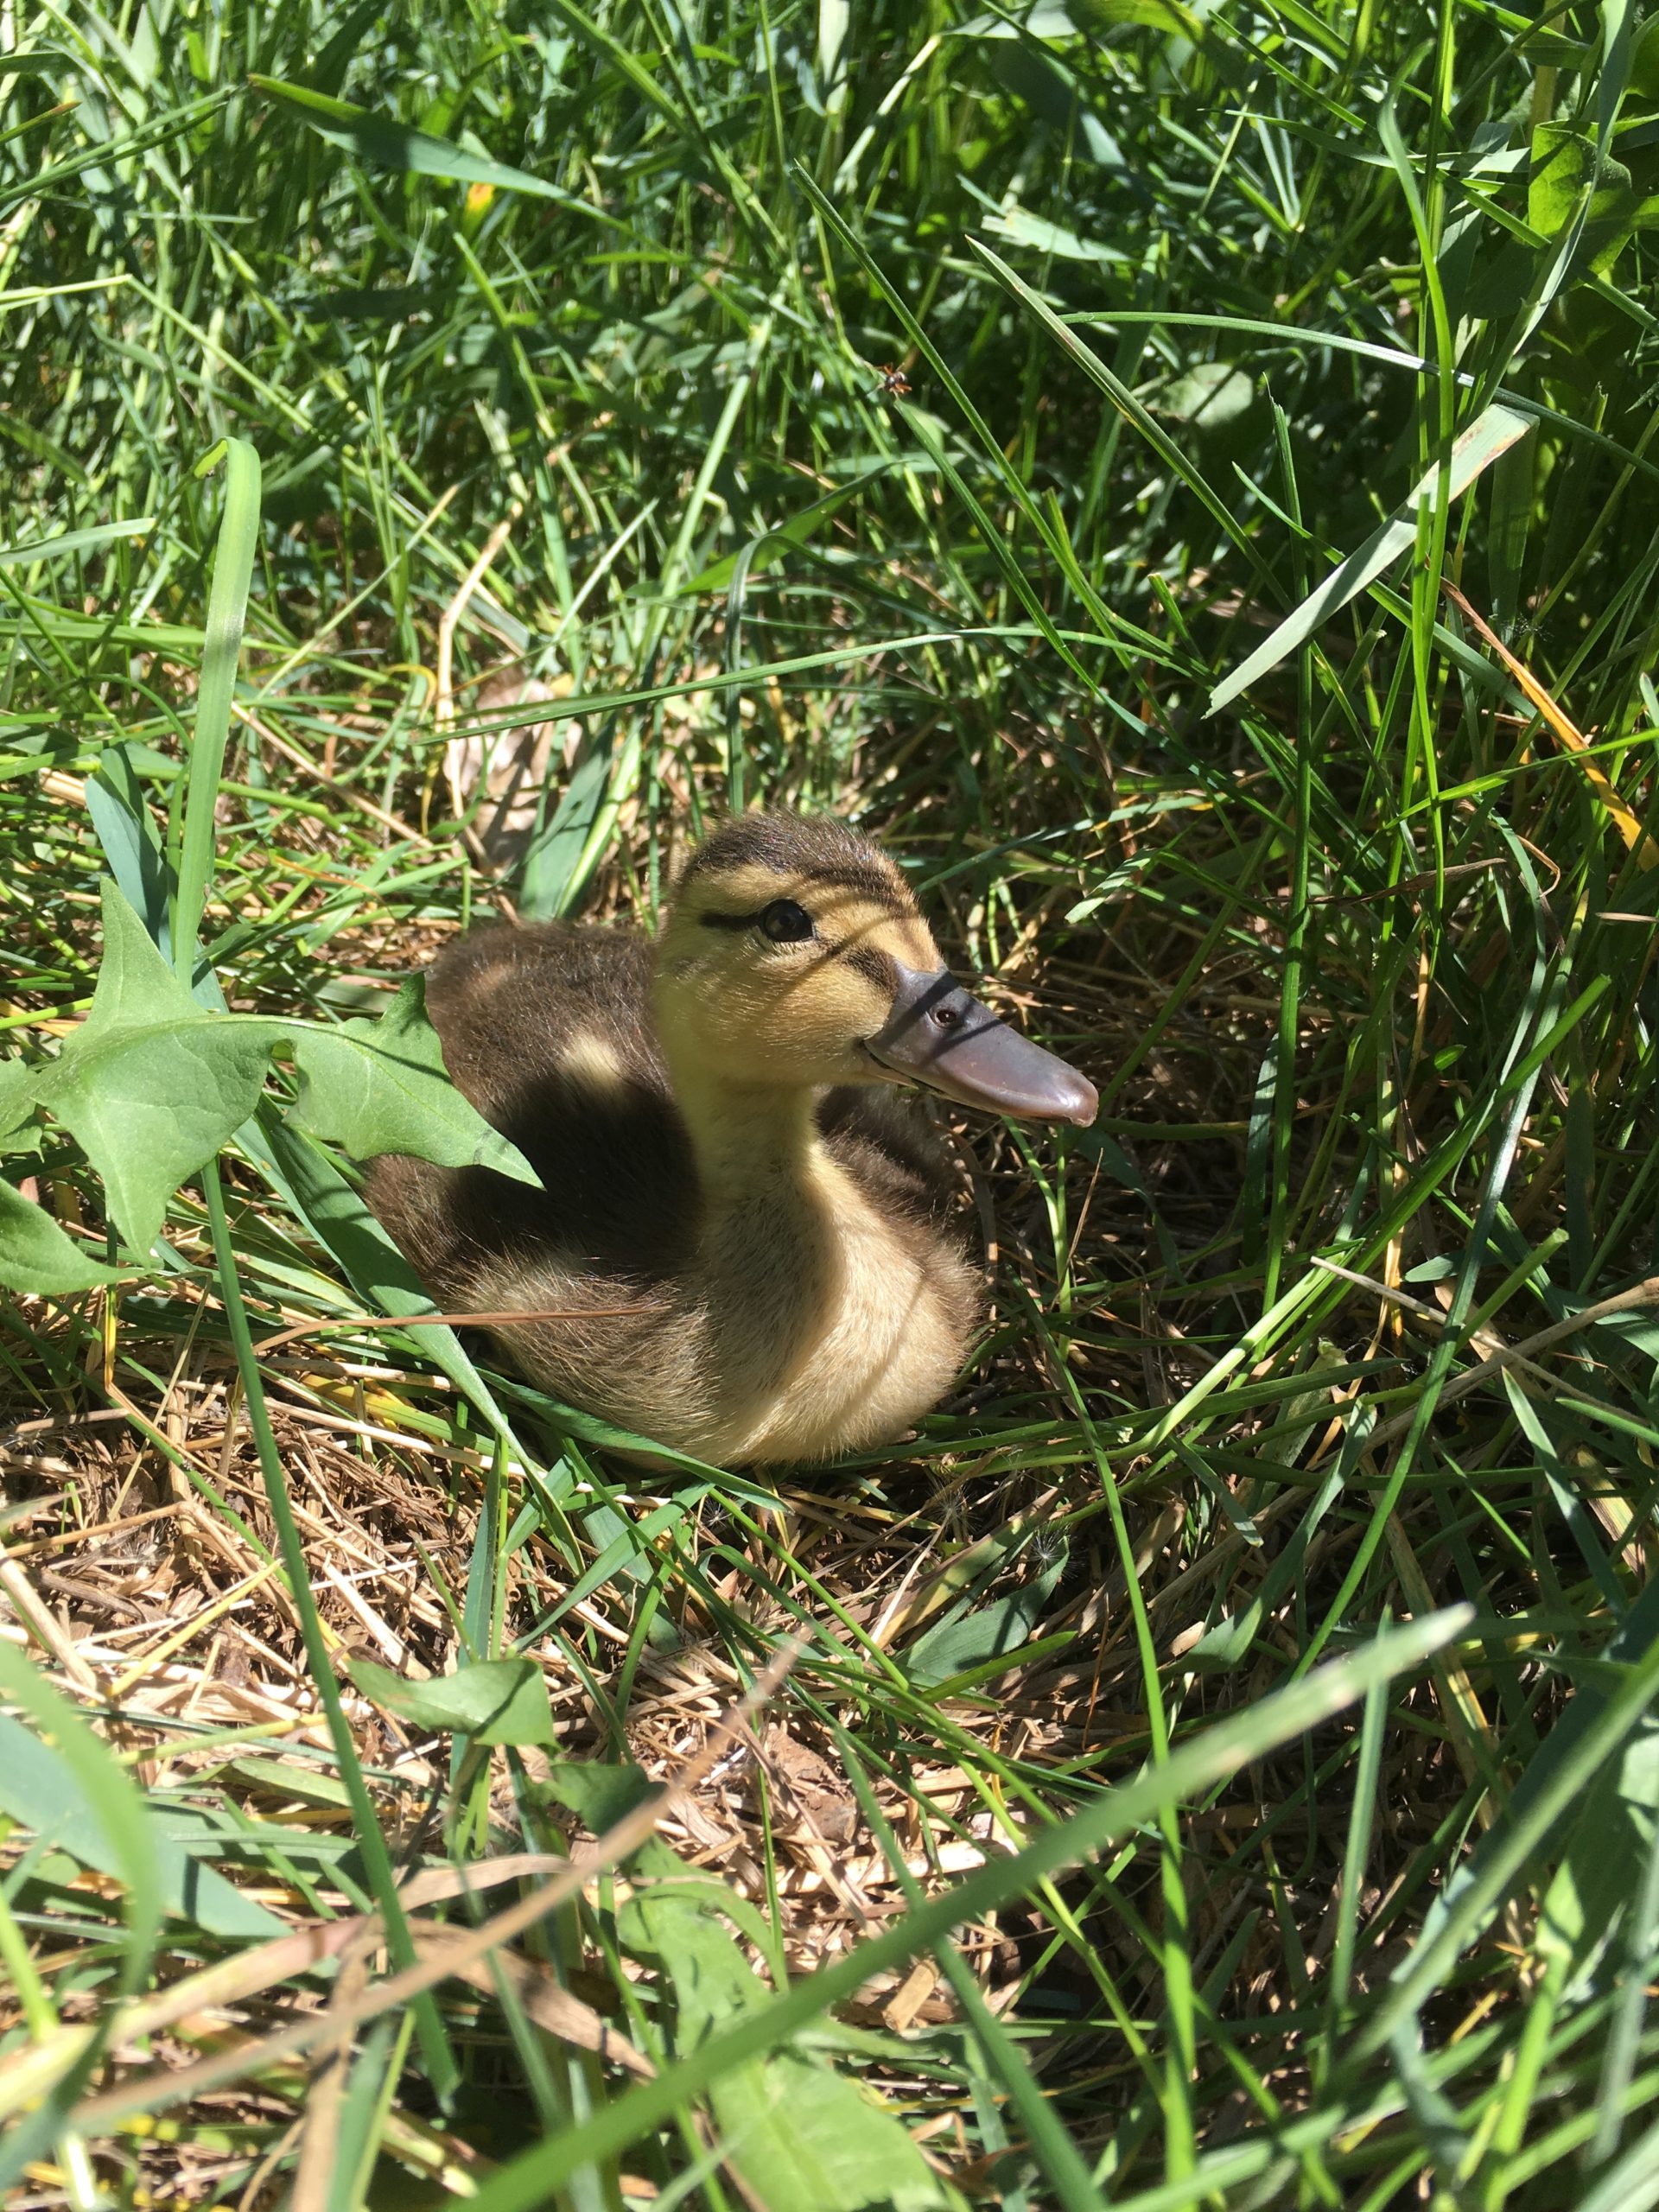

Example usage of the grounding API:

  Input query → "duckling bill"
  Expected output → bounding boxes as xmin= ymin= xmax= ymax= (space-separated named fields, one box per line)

xmin=367 ymin=812 xmax=1096 ymax=1465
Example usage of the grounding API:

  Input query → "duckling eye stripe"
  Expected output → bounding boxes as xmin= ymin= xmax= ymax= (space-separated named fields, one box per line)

xmin=838 ymin=944 xmax=893 ymax=989
xmin=698 ymin=907 xmax=807 ymax=933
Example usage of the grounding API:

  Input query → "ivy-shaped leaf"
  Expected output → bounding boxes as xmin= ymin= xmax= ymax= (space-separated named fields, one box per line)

xmin=1529 ymin=122 xmax=1656 ymax=277
xmin=0 ymin=1177 xmax=124 ymax=1294
xmin=543 ymin=1762 xmax=962 ymax=2212
xmin=0 ymin=1058 xmax=41 ymax=1150
xmin=2 ymin=880 xmax=536 ymax=1264
xmin=287 ymin=976 xmax=499 ymax=1165
xmin=349 ymin=1656 xmax=555 ymax=1746
xmin=17 ymin=887 xmax=278 ymax=1258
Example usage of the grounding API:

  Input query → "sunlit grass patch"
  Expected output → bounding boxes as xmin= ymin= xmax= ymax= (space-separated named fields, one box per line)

xmin=2 ymin=1 xmax=1658 ymax=2206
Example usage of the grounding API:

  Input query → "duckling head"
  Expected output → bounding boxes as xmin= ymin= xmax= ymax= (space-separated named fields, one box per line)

xmin=653 ymin=812 xmax=1097 ymax=1125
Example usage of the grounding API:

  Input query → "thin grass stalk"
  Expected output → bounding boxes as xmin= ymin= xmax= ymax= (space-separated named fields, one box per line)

xmin=199 ymin=1159 xmax=457 ymax=2102
xmin=172 ymin=437 xmax=261 ymax=978
xmin=1020 ymin=1291 xmax=1200 ymax=2180
xmin=455 ymin=1610 xmax=1468 ymax=2211
xmin=1354 ymin=1621 xmax=1659 ymax=2061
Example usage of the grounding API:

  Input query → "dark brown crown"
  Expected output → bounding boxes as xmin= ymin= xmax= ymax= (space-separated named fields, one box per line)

xmin=677 ymin=810 xmax=918 ymax=918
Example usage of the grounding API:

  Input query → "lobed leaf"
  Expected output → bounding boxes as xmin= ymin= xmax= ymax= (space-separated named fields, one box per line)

xmin=546 ymin=1765 xmax=960 ymax=2212
xmin=287 ymin=974 xmax=537 ymax=1183
xmin=348 ymin=1655 xmax=556 ymax=1745
xmin=3 ymin=884 xmax=536 ymax=1265
xmin=0 ymin=1176 xmax=124 ymax=1293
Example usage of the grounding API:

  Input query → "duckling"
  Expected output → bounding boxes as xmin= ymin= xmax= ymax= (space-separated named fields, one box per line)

xmin=367 ymin=811 xmax=1096 ymax=1465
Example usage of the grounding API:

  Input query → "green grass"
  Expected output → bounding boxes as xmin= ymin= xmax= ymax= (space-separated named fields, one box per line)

xmin=3 ymin=0 xmax=1659 ymax=2205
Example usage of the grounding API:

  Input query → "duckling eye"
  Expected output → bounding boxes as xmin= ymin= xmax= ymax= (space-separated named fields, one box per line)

xmin=759 ymin=899 xmax=814 ymax=944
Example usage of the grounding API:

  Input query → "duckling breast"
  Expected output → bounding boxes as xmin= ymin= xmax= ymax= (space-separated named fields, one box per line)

xmin=702 ymin=1149 xmax=982 ymax=1465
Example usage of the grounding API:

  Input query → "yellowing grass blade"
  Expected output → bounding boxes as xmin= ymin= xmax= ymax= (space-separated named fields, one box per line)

xmin=1442 ymin=578 xmax=1659 ymax=870
xmin=1206 ymin=404 xmax=1533 ymax=717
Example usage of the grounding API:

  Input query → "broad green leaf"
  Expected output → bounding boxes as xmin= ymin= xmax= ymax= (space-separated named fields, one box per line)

xmin=1206 ymin=404 xmax=1533 ymax=716
xmin=903 ymin=1548 xmax=1068 ymax=1688
xmin=349 ymin=1655 xmax=556 ymax=1745
xmin=0 ymin=1176 xmax=124 ymax=1293
xmin=546 ymin=1765 xmax=958 ymax=2212
xmin=1532 ymin=125 xmax=1592 ymax=239
xmin=286 ymin=975 xmax=534 ymax=1183
xmin=1529 ymin=123 xmax=1649 ymax=275
xmin=0 ymin=1061 xmax=39 ymax=1147
xmin=1530 ymin=124 xmax=1634 ymax=238
xmin=542 ymin=1758 xmax=658 ymax=1834
xmin=11 ymin=885 xmax=536 ymax=1255
xmin=681 ymin=2005 xmax=961 ymax=2210
xmin=20 ymin=883 xmax=280 ymax=1255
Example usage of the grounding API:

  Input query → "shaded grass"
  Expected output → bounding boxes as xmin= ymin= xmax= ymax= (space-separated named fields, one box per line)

xmin=3 ymin=0 xmax=1659 ymax=2207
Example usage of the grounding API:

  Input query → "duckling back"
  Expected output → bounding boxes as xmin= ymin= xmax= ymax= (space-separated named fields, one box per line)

xmin=369 ymin=922 xmax=696 ymax=1299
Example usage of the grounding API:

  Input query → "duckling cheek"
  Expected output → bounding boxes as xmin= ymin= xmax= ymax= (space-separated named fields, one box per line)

xmin=694 ymin=1000 xmax=855 ymax=1086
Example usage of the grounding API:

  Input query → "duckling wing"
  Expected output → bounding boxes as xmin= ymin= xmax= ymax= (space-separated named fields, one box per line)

xmin=370 ymin=922 xmax=695 ymax=1291
xmin=424 ymin=921 xmax=666 ymax=1122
